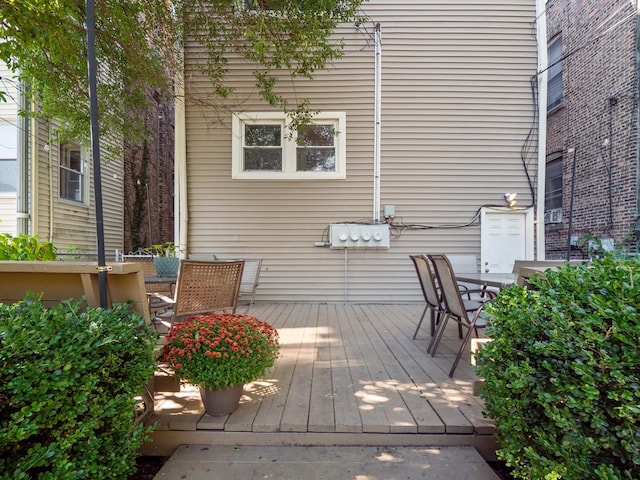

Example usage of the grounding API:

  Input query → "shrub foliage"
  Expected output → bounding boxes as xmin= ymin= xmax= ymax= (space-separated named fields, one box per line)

xmin=477 ymin=257 xmax=640 ymax=479
xmin=0 ymin=296 xmax=158 ymax=479
xmin=0 ymin=233 xmax=56 ymax=261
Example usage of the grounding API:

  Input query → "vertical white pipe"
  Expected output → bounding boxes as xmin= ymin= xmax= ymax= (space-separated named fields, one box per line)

xmin=373 ymin=23 xmax=381 ymax=222
xmin=535 ymin=0 xmax=548 ymax=259
xmin=175 ymin=60 xmax=188 ymax=256
xmin=16 ymin=81 xmax=30 ymax=235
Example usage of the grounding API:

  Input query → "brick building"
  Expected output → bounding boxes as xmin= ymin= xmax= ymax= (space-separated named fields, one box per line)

xmin=544 ymin=0 xmax=639 ymax=258
xmin=122 ymin=91 xmax=175 ymax=253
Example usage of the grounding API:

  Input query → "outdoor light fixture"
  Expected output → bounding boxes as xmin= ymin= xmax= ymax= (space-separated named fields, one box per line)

xmin=504 ymin=192 xmax=517 ymax=207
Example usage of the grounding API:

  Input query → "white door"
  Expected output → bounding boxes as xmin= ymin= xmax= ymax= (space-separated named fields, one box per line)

xmin=481 ymin=208 xmax=534 ymax=273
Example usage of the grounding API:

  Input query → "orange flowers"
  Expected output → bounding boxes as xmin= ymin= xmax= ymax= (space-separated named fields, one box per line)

xmin=161 ymin=313 xmax=280 ymax=390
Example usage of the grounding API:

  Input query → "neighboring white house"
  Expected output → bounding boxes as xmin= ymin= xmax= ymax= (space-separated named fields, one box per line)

xmin=177 ymin=0 xmax=541 ymax=303
xmin=0 ymin=63 xmax=124 ymax=253
xmin=0 ymin=64 xmax=18 ymax=235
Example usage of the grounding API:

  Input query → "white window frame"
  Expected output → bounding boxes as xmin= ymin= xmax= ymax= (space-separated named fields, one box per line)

xmin=232 ymin=112 xmax=346 ymax=180
xmin=59 ymin=142 xmax=88 ymax=204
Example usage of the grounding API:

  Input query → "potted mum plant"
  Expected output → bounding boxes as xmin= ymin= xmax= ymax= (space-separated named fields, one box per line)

xmin=161 ymin=312 xmax=280 ymax=416
xmin=145 ymin=242 xmax=184 ymax=277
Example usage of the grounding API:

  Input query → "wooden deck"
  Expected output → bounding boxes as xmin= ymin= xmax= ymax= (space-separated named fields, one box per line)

xmin=141 ymin=303 xmax=498 ymax=459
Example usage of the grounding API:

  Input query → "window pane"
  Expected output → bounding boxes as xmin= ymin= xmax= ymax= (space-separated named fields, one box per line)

xmin=296 ymin=149 xmax=336 ymax=172
xmin=244 ymin=148 xmax=283 ymax=171
xmin=0 ymin=124 xmax=17 ymax=159
xmin=0 ymin=159 xmax=17 ymax=193
xmin=60 ymin=143 xmax=84 ymax=202
xmin=545 ymin=157 xmax=563 ymax=210
xmin=244 ymin=0 xmax=273 ymax=9
xmin=547 ymin=38 xmax=563 ymax=110
xmin=60 ymin=167 xmax=82 ymax=202
xmin=245 ymin=125 xmax=281 ymax=147
xmin=296 ymin=124 xmax=336 ymax=172
xmin=297 ymin=124 xmax=335 ymax=147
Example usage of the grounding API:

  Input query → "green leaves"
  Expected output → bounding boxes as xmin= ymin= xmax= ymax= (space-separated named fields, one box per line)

xmin=478 ymin=257 xmax=640 ymax=480
xmin=0 ymin=295 xmax=158 ymax=479
xmin=0 ymin=233 xmax=56 ymax=261
xmin=1 ymin=0 xmax=364 ymax=148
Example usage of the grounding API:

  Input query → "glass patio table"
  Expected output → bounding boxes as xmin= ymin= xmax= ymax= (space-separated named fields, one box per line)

xmin=454 ymin=272 xmax=518 ymax=290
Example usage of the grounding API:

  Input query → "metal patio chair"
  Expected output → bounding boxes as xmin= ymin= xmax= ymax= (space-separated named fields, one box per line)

xmin=151 ymin=260 xmax=244 ymax=331
xmin=236 ymin=258 xmax=262 ymax=313
xmin=409 ymin=254 xmax=445 ymax=338
xmin=427 ymin=253 xmax=491 ymax=378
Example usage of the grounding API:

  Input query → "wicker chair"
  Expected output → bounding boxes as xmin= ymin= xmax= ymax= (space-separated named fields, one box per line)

xmin=151 ymin=260 xmax=244 ymax=332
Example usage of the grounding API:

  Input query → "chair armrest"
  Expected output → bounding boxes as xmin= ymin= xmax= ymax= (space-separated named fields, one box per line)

xmin=458 ymin=285 xmax=496 ymax=300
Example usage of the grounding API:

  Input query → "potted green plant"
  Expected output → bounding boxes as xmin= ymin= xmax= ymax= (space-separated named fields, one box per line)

xmin=160 ymin=313 xmax=280 ymax=416
xmin=145 ymin=242 xmax=183 ymax=277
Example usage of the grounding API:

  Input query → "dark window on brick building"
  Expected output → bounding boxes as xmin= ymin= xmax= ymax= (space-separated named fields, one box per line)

xmin=547 ymin=36 xmax=563 ymax=111
xmin=545 ymin=155 xmax=563 ymax=223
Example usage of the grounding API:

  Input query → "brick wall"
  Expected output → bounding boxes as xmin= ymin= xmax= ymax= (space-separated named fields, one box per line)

xmin=123 ymin=93 xmax=175 ymax=253
xmin=545 ymin=0 xmax=639 ymax=259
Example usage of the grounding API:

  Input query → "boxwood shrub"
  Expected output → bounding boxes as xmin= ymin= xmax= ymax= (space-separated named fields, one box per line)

xmin=0 ymin=296 xmax=158 ymax=479
xmin=477 ymin=256 xmax=639 ymax=480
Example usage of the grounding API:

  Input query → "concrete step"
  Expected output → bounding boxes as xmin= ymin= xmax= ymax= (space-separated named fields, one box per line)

xmin=154 ymin=444 xmax=501 ymax=479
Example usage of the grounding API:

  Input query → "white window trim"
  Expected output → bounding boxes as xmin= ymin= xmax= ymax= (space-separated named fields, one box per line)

xmin=59 ymin=143 xmax=89 ymax=205
xmin=232 ymin=111 xmax=346 ymax=180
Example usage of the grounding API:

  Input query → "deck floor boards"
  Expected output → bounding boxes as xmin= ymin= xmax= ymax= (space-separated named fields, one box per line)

xmin=144 ymin=303 xmax=497 ymax=456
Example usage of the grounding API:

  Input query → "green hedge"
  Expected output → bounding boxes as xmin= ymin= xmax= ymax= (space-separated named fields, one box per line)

xmin=478 ymin=257 xmax=640 ymax=480
xmin=0 ymin=234 xmax=56 ymax=261
xmin=0 ymin=296 xmax=158 ymax=479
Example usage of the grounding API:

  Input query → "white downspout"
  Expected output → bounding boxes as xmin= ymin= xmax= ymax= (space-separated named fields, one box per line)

xmin=16 ymin=81 xmax=30 ymax=235
xmin=535 ymin=0 xmax=548 ymax=259
xmin=373 ymin=23 xmax=381 ymax=222
xmin=175 ymin=60 xmax=188 ymax=256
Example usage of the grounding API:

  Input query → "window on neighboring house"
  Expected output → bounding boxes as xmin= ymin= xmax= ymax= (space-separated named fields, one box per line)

xmin=232 ymin=112 xmax=346 ymax=179
xmin=547 ymin=36 xmax=563 ymax=111
xmin=545 ymin=155 xmax=563 ymax=224
xmin=238 ymin=0 xmax=275 ymax=11
xmin=59 ymin=142 xmax=86 ymax=203
xmin=0 ymin=159 xmax=17 ymax=193
xmin=0 ymin=124 xmax=17 ymax=193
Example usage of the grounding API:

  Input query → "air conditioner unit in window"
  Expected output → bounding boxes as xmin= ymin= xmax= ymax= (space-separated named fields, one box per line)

xmin=544 ymin=208 xmax=563 ymax=224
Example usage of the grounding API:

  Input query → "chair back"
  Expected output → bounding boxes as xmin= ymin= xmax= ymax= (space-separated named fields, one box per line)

xmin=172 ymin=260 xmax=244 ymax=321
xmin=409 ymin=255 xmax=440 ymax=310
xmin=428 ymin=254 xmax=469 ymax=321
xmin=447 ymin=254 xmax=479 ymax=273
xmin=238 ymin=258 xmax=262 ymax=311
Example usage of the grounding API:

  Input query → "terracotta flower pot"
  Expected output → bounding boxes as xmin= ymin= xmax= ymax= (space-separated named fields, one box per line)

xmin=199 ymin=384 xmax=244 ymax=416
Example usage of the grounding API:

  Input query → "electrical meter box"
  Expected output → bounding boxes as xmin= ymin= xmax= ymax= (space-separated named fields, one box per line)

xmin=329 ymin=223 xmax=390 ymax=248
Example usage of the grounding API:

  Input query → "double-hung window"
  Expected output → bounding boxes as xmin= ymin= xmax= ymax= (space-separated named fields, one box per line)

xmin=545 ymin=155 xmax=563 ymax=224
xmin=59 ymin=142 xmax=86 ymax=203
xmin=232 ymin=112 xmax=346 ymax=179
xmin=0 ymin=124 xmax=17 ymax=194
xmin=547 ymin=36 xmax=563 ymax=111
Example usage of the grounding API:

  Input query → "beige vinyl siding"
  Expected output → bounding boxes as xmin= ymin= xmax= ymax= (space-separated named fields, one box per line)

xmin=1 ymin=63 xmax=123 ymax=250
xmin=0 ymin=196 xmax=16 ymax=234
xmin=31 ymin=118 xmax=123 ymax=253
xmin=183 ymin=0 xmax=538 ymax=302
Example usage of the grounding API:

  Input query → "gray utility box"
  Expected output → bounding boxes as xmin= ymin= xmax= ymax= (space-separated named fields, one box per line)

xmin=329 ymin=223 xmax=390 ymax=248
